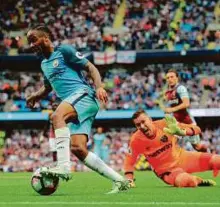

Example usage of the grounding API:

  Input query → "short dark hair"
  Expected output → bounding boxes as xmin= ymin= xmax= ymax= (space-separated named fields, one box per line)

xmin=132 ymin=109 xmax=146 ymax=120
xmin=166 ymin=69 xmax=179 ymax=78
xmin=29 ymin=24 xmax=52 ymax=40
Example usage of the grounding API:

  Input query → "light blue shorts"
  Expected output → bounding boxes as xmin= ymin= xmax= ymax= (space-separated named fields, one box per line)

xmin=184 ymin=121 xmax=201 ymax=145
xmin=63 ymin=90 xmax=99 ymax=136
xmin=183 ymin=134 xmax=201 ymax=145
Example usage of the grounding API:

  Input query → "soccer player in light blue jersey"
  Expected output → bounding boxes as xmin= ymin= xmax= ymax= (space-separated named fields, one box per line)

xmin=26 ymin=25 xmax=129 ymax=193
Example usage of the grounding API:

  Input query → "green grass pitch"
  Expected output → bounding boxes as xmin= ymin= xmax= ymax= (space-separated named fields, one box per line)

xmin=0 ymin=171 xmax=219 ymax=207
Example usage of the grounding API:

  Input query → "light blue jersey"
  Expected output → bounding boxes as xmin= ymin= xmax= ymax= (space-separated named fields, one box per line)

xmin=41 ymin=44 xmax=95 ymax=100
xmin=41 ymin=44 xmax=99 ymax=136
xmin=93 ymin=133 xmax=106 ymax=157
xmin=94 ymin=133 xmax=106 ymax=147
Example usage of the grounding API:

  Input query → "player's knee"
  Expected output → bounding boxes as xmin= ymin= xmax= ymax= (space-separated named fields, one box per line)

xmin=174 ymin=173 xmax=197 ymax=188
xmin=51 ymin=112 xmax=64 ymax=124
xmin=71 ymin=144 xmax=87 ymax=160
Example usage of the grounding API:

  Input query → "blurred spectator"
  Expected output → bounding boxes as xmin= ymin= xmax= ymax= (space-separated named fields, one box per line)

xmin=0 ymin=63 xmax=219 ymax=111
xmin=2 ymin=125 xmax=220 ymax=172
xmin=93 ymin=127 xmax=107 ymax=159
xmin=101 ymin=135 xmax=111 ymax=164
xmin=1 ymin=0 xmax=219 ymax=53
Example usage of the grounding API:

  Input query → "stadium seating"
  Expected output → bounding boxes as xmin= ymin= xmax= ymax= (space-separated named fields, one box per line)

xmin=0 ymin=0 xmax=219 ymax=54
xmin=1 ymin=126 xmax=219 ymax=172
xmin=0 ymin=63 xmax=219 ymax=112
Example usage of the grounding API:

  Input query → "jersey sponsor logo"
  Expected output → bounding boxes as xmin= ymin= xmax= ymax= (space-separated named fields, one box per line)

xmin=160 ymin=135 xmax=168 ymax=143
xmin=147 ymin=143 xmax=172 ymax=158
xmin=53 ymin=59 xmax=59 ymax=68
xmin=48 ymin=70 xmax=65 ymax=82
xmin=76 ymin=52 xmax=84 ymax=59
xmin=168 ymin=99 xmax=179 ymax=105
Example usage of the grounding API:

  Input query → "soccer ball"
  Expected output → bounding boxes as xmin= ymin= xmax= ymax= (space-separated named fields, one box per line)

xmin=31 ymin=168 xmax=59 ymax=196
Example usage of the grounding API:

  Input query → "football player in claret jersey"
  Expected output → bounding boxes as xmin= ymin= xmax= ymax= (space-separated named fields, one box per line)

xmin=26 ymin=25 xmax=129 ymax=193
xmin=124 ymin=109 xmax=219 ymax=188
xmin=162 ymin=69 xmax=207 ymax=152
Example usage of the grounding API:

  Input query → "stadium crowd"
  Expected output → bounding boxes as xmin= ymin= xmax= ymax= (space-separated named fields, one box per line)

xmin=0 ymin=0 xmax=219 ymax=54
xmin=1 ymin=126 xmax=219 ymax=172
xmin=0 ymin=63 xmax=219 ymax=112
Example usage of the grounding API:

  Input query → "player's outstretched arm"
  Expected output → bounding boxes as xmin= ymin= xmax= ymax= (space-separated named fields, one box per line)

xmin=178 ymin=122 xmax=201 ymax=136
xmin=123 ymin=142 xmax=140 ymax=188
xmin=26 ymin=84 xmax=52 ymax=108
xmin=124 ymin=153 xmax=136 ymax=188
xmin=163 ymin=115 xmax=187 ymax=136
xmin=163 ymin=115 xmax=201 ymax=136
xmin=84 ymin=61 xmax=108 ymax=104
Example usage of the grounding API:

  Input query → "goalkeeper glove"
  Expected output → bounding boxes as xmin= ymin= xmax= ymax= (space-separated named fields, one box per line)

xmin=128 ymin=179 xmax=136 ymax=188
xmin=125 ymin=172 xmax=136 ymax=188
xmin=163 ymin=115 xmax=186 ymax=136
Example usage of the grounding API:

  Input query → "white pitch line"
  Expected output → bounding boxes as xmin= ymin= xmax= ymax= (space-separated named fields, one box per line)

xmin=0 ymin=177 xmax=28 ymax=179
xmin=0 ymin=202 xmax=219 ymax=205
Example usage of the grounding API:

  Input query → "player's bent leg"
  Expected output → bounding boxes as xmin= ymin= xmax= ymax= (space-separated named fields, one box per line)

xmin=162 ymin=168 xmax=216 ymax=188
xmin=41 ymin=135 xmax=72 ymax=181
xmin=41 ymin=102 xmax=77 ymax=181
xmin=187 ymin=152 xmax=220 ymax=177
xmin=161 ymin=168 xmax=200 ymax=187
xmin=52 ymin=102 xmax=77 ymax=129
xmin=176 ymin=174 xmax=216 ymax=187
xmin=71 ymin=134 xmax=130 ymax=194
xmin=71 ymin=134 xmax=89 ymax=160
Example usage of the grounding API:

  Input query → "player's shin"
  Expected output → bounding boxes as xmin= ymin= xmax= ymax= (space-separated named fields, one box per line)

xmin=54 ymin=127 xmax=71 ymax=171
xmin=83 ymin=151 xmax=124 ymax=182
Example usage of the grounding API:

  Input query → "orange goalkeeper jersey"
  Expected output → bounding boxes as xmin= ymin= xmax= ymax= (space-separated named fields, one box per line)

xmin=124 ymin=119 xmax=200 ymax=176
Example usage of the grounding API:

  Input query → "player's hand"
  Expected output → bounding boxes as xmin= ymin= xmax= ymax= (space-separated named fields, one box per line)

xmin=128 ymin=179 xmax=136 ymax=188
xmin=26 ymin=94 xmax=38 ymax=108
xmin=164 ymin=107 xmax=173 ymax=113
xmin=96 ymin=87 xmax=108 ymax=104
xmin=163 ymin=115 xmax=186 ymax=136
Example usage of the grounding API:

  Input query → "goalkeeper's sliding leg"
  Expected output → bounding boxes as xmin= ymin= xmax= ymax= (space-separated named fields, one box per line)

xmin=159 ymin=152 xmax=220 ymax=187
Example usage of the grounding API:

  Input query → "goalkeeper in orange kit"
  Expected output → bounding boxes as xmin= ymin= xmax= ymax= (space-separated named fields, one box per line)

xmin=124 ymin=109 xmax=218 ymax=188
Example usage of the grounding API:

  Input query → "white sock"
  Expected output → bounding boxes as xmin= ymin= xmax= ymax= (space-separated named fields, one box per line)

xmin=84 ymin=152 xmax=124 ymax=182
xmin=49 ymin=138 xmax=56 ymax=152
xmin=55 ymin=127 xmax=70 ymax=168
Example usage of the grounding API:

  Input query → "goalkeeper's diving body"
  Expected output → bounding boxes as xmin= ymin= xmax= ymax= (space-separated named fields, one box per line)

xmin=124 ymin=109 xmax=219 ymax=188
